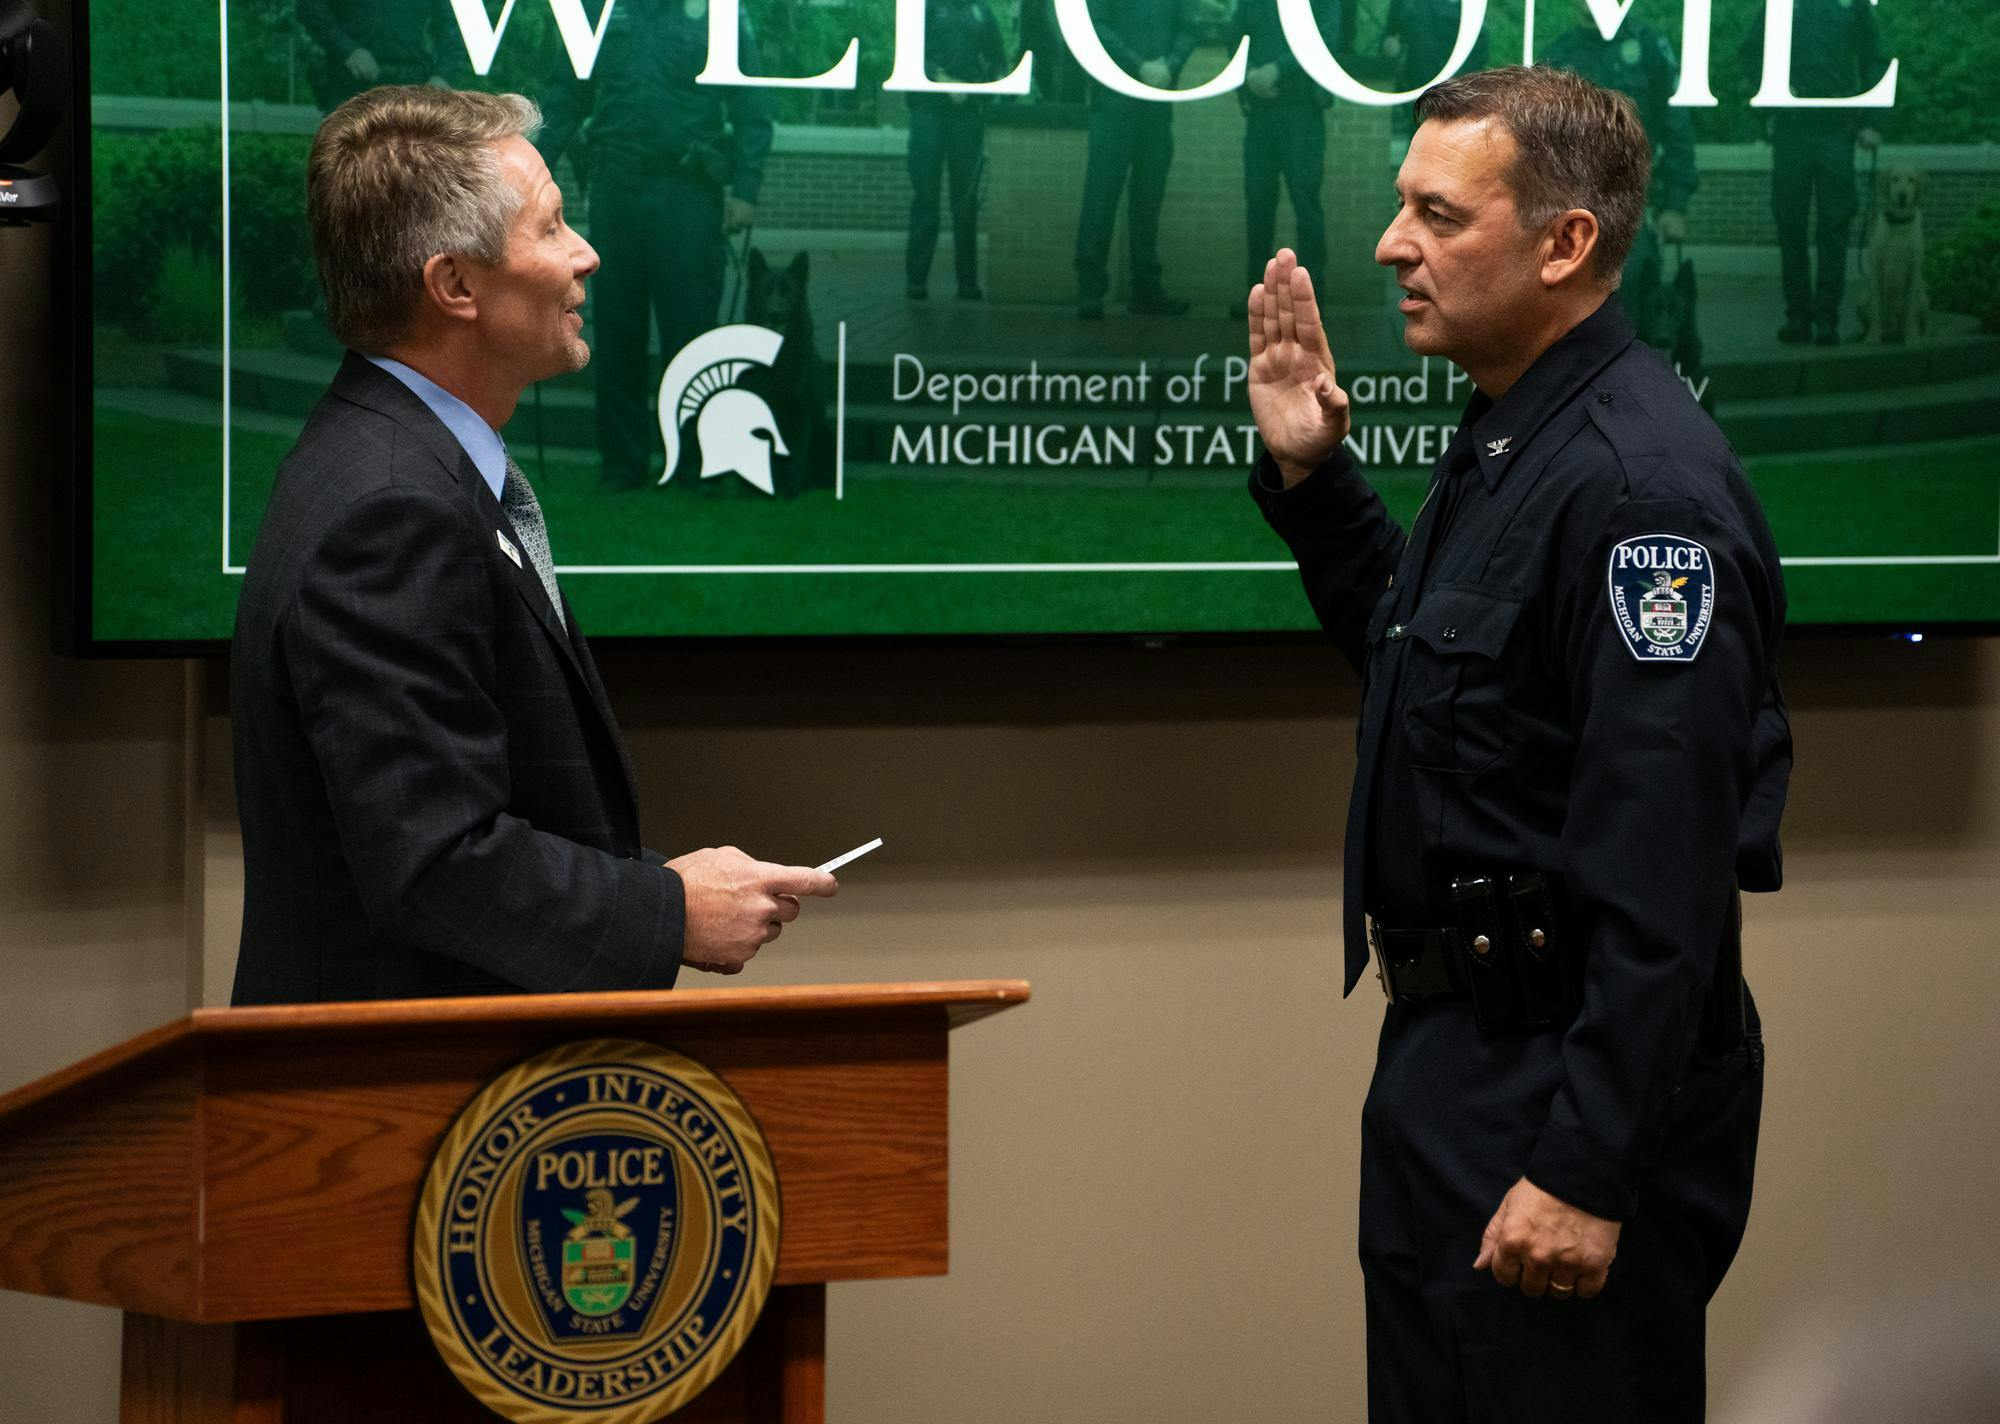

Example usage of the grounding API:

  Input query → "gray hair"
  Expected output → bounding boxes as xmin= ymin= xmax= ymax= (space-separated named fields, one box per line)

xmin=1414 ymin=65 xmax=1652 ymax=286
xmin=306 ymin=86 xmax=544 ymax=352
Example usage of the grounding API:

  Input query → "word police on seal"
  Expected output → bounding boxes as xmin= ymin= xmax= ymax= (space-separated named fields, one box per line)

xmin=413 ymin=1040 xmax=780 ymax=1423
xmin=1607 ymin=533 xmax=1716 ymax=662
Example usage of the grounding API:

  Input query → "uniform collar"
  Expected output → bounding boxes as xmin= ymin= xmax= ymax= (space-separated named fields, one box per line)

xmin=1459 ymin=296 xmax=1636 ymax=491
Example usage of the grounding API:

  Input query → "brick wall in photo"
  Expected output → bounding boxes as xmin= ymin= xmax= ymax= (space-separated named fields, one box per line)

xmin=752 ymin=116 xmax=1998 ymax=287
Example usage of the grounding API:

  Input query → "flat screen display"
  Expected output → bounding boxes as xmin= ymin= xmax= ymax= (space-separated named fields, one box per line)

xmin=62 ymin=0 xmax=2000 ymax=646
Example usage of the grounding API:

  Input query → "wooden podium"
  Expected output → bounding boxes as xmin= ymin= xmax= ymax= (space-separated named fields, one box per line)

xmin=0 ymin=980 xmax=1029 ymax=1423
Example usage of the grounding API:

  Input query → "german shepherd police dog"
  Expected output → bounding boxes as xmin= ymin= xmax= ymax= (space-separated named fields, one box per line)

xmin=742 ymin=249 xmax=836 ymax=497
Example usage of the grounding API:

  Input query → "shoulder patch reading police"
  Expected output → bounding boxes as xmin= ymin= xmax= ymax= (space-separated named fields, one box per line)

xmin=413 ymin=1039 xmax=780 ymax=1424
xmin=1607 ymin=533 xmax=1715 ymax=661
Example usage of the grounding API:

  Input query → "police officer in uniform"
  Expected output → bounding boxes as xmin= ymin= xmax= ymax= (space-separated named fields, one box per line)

xmin=1741 ymin=0 xmax=1887 ymax=344
xmin=296 ymin=0 xmax=459 ymax=111
xmin=537 ymin=0 xmax=774 ymax=487
xmin=1073 ymin=0 xmax=1196 ymax=319
xmin=1234 ymin=0 xmax=1341 ymax=314
xmin=1381 ymin=0 xmax=1488 ymax=133
xmin=1546 ymin=9 xmax=1696 ymax=348
xmin=1245 ymin=66 xmax=1787 ymax=1421
xmin=905 ymin=0 xmax=1009 ymax=301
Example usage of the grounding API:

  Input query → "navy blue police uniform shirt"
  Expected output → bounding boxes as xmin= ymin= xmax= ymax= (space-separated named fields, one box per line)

xmin=1250 ymin=297 xmax=1793 ymax=1220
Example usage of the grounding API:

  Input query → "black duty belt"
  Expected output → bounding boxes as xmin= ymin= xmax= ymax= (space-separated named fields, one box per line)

xmin=1369 ymin=872 xmax=1581 ymax=1032
xmin=1371 ymin=874 xmax=1749 ymax=1048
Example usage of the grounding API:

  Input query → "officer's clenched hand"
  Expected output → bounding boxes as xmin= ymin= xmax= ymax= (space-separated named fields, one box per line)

xmin=1139 ymin=58 xmax=1173 ymax=87
xmin=345 ymin=47 xmax=380 ymax=82
xmin=1472 ymin=1177 xmax=1621 ymax=1301
xmin=667 ymin=846 xmax=838 ymax=976
xmin=724 ymin=197 xmax=756 ymax=234
xmin=1247 ymin=247 xmax=1351 ymax=488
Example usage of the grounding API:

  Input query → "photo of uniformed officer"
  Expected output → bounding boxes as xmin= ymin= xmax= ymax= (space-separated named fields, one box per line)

xmin=905 ymin=0 xmax=1010 ymax=301
xmin=1232 ymin=0 xmax=1340 ymax=318
xmin=1245 ymin=65 xmax=1787 ymax=1421
xmin=1380 ymin=0 xmax=1488 ymax=130
xmin=1072 ymin=0 xmax=1197 ymax=318
xmin=1545 ymin=3 xmax=1696 ymax=350
xmin=535 ymin=0 xmax=774 ymax=487
xmin=1740 ymin=0 xmax=1888 ymax=345
xmin=295 ymin=0 xmax=460 ymax=112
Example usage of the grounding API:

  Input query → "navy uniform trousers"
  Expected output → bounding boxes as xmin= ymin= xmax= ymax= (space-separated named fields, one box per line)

xmin=588 ymin=167 xmax=725 ymax=487
xmin=1241 ymin=99 xmax=1327 ymax=292
xmin=1362 ymin=998 xmax=1764 ymax=1423
xmin=907 ymin=102 xmax=986 ymax=293
xmin=1074 ymin=96 xmax=1175 ymax=308
xmin=1771 ymin=123 xmax=1859 ymax=335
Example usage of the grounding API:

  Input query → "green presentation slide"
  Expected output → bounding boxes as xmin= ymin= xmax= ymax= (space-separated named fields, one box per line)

xmin=79 ymin=0 xmax=2000 ymax=642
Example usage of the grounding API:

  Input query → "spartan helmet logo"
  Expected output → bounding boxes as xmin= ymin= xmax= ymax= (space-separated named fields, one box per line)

xmin=656 ymin=325 xmax=789 ymax=495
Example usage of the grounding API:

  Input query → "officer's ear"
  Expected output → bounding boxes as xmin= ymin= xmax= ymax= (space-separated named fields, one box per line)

xmin=1541 ymin=208 xmax=1601 ymax=290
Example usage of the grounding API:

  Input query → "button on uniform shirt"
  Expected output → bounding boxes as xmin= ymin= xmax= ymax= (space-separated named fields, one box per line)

xmin=1249 ymin=298 xmax=1793 ymax=1219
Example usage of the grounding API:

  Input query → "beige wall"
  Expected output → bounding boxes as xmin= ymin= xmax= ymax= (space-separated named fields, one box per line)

xmin=0 ymin=196 xmax=191 ymax=1417
xmin=5 ymin=156 xmax=1998 ymax=1424
xmin=15 ymin=627 xmax=2000 ymax=1420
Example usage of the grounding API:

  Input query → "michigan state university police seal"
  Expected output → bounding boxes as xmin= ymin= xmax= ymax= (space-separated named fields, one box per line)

xmin=414 ymin=1040 xmax=780 ymax=1423
xmin=1607 ymin=533 xmax=1715 ymax=662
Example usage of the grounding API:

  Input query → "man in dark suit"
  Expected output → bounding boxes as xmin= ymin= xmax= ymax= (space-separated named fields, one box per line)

xmin=231 ymin=85 xmax=837 ymax=1006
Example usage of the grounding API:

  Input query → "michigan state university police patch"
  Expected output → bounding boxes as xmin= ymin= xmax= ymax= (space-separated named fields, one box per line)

xmin=414 ymin=1040 xmax=780 ymax=1423
xmin=1607 ymin=533 xmax=1715 ymax=662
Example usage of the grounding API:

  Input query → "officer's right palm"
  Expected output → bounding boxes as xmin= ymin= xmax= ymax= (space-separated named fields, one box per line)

xmin=1248 ymin=249 xmax=1350 ymax=488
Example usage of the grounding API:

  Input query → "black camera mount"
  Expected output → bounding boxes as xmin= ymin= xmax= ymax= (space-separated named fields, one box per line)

xmin=0 ymin=0 xmax=66 ymax=224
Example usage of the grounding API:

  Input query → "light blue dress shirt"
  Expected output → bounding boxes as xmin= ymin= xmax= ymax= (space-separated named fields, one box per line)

xmin=364 ymin=354 xmax=509 ymax=502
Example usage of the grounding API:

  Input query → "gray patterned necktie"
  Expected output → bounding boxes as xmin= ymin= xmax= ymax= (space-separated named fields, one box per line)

xmin=501 ymin=457 xmax=566 ymax=630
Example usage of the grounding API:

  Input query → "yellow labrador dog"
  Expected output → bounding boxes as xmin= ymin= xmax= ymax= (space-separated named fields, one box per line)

xmin=1856 ymin=166 xmax=1931 ymax=345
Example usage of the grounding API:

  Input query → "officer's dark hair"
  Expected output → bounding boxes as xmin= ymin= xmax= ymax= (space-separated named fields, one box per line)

xmin=307 ymin=86 xmax=544 ymax=353
xmin=1413 ymin=65 xmax=1651 ymax=286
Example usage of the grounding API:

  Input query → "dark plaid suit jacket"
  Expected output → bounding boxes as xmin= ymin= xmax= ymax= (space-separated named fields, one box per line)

xmin=230 ymin=353 xmax=685 ymax=1004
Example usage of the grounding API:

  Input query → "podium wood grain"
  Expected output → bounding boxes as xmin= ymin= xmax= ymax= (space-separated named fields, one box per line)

xmin=0 ymin=981 xmax=1028 ymax=1324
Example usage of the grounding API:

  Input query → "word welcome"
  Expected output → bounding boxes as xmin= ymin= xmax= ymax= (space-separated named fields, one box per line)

xmin=447 ymin=0 xmax=1898 ymax=109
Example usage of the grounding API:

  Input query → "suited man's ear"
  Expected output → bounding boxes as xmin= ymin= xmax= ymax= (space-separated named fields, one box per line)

xmin=421 ymin=252 xmax=481 ymax=327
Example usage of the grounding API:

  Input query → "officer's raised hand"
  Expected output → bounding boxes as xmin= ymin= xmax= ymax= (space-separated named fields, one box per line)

xmin=1472 ymin=1176 xmax=1621 ymax=1301
xmin=1248 ymin=248 xmax=1351 ymax=489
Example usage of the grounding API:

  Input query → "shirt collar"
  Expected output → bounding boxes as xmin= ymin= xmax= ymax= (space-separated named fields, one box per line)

xmin=362 ymin=353 xmax=509 ymax=501
xmin=1459 ymin=296 xmax=1636 ymax=491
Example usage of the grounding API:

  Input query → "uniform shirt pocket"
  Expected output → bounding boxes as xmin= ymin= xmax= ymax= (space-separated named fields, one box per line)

xmin=1395 ymin=584 xmax=1523 ymax=773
